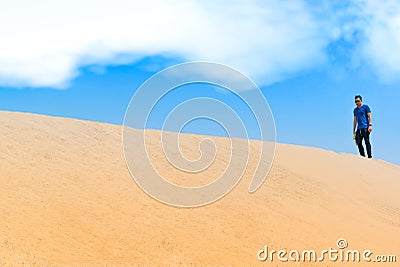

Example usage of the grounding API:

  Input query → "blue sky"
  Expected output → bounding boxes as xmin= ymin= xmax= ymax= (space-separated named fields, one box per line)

xmin=0 ymin=0 xmax=400 ymax=165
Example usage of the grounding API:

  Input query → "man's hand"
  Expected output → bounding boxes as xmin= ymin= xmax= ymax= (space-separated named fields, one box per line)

xmin=368 ymin=126 xmax=372 ymax=133
xmin=353 ymin=132 xmax=356 ymax=140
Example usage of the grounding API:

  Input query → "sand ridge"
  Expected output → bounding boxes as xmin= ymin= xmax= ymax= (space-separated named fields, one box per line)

xmin=0 ymin=111 xmax=399 ymax=266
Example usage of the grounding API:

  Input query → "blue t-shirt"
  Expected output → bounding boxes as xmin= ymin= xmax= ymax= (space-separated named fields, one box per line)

xmin=353 ymin=104 xmax=371 ymax=130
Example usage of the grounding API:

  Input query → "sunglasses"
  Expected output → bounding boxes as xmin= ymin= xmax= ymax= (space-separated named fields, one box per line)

xmin=355 ymin=100 xmax=361 ymax=103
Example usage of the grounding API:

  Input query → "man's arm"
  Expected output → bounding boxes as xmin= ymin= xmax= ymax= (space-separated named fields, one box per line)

xmin=353 ymin=116 xmax=357 ymax=139
xmin=368 ymin=112 xmax=372 ymax=132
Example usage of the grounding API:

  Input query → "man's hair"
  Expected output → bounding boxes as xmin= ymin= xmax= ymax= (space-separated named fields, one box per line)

xmin=355 ymin=95 xmax=362 ymax=101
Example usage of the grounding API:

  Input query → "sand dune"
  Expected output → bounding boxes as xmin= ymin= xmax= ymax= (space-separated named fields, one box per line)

xmin=0 ymin=111 xmax=399 ymax=266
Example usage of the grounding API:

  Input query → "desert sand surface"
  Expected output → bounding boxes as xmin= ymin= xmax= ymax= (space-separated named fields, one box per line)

xmin=0 ymin=111 xmax=399 ymax=266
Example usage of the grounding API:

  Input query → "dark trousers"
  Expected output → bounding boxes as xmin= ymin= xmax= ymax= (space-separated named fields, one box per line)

xmin=356 ymin=128 xmax=372 ymax=158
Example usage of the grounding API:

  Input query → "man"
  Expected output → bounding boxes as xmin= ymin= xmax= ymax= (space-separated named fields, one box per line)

xmin=353 ymin=95 xmax=373 ymax=158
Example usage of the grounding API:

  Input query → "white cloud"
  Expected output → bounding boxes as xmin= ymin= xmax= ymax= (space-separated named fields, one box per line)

xmin=357 ymin=0 xmax=400 ymax=83
xmin=0 ymin=0 xmax=332 ymax=88
xmin=321 ymin=0 xmax=400 ymax=84
xmin=0 ymin=0 xmax=399 ymax=88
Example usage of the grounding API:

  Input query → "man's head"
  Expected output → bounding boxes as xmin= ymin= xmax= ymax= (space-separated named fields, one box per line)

xmin=355 ymin=95 xmax=362 ymax=107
